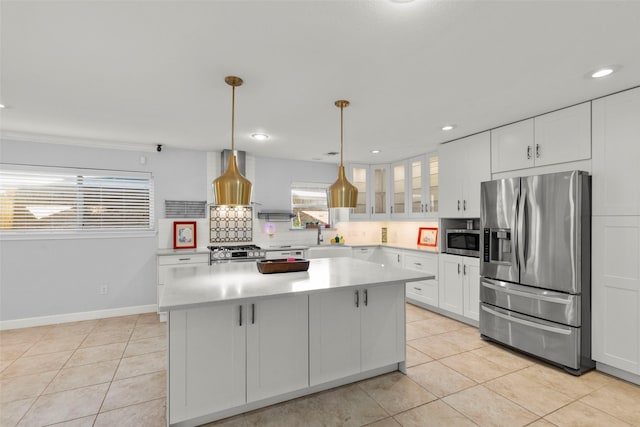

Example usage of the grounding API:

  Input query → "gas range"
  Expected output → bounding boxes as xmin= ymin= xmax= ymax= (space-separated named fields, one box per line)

xmin=207 ymin=244 xmax=266 ymax=264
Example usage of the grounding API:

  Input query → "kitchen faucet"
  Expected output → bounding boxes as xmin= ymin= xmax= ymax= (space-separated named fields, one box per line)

xmin=316 ymin=223 xmax=323 ymax=245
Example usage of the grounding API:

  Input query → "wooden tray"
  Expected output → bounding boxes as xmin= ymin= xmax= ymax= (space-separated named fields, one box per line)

xmin=256 ymin=258 xmax=310 ymax=274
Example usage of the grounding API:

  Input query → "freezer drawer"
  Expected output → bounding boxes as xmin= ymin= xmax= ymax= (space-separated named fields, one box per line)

xmin=480 ymin=278 xmax=580 ymax=327
xmin=480 ymin=303 xmax=580 ymax=369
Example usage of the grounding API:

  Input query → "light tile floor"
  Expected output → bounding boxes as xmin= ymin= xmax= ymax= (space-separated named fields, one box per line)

xmin=1 ymin=304 xmax=639 ymax=426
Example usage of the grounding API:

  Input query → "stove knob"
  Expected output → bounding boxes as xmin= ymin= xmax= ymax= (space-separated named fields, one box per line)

xmin=225 ymin=252 xmax=231 ymax=258
xmin=249 ymin=251 xmax=255 ymax=257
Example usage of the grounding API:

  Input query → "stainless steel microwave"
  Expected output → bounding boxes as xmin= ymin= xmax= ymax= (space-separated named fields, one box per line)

xmin=445 ymin=229 xmax=480 ymax=257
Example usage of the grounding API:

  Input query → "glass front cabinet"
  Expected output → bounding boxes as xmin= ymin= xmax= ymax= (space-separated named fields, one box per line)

xmin=348 ymin=153 xmax=438 ymax=221
xmin=408 ymin=154 xmax=438 ymax=218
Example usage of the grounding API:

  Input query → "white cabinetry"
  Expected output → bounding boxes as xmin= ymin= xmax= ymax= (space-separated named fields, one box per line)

xmin=157 ymin=253 xmax=208 ymax=318
xmin=381 ymin=247 xmax=403 ymax=267
xmin=592 ymin=87 xmax=640 ymax=216
xmin=247 ymin=295 xmax=309 ymax=401
xmin=439 ymin=132 xmax=491 ymax=218
xmin=169 ymin=294 xmax=308 ymax=424
xmin=408 ymin=154 xmax=439 ymax=218
xmin=169 ymin=303 xmax=245 ymax=424
xmin=491 ymin=119 xmax=534 ymax=173
xmin=309 ymin=283 xmax=404 ymax=386
xmin=438 ymin=254 xmax=479 ymax=321
xmin=348 ymin=163 xmax=391 ymax=220
xmin=490 ymin=102 xmax=591 ymax=173
xmin=592 ymin=214 xmax=640 ymax=376
xmin=391 ymin=161 xmax=408 ymax=219
xmin=352 ymin=246 xmax=377 ymax=261
xmin=404 ymin=252 xmax=439 ymax=307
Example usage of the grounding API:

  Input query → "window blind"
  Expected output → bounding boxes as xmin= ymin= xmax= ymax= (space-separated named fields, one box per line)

xmin=0 ymin=165 xmax=154 ymax=232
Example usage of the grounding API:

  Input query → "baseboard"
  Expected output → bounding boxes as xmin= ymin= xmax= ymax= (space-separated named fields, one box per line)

xmin=596 ymin=362 xmax=640 ymax=386
xmin=0 ymin=304 xmax=158 ymax=330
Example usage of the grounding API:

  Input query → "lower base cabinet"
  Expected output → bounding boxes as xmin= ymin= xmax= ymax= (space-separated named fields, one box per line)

xmin=169 ymin=294 xmax=308 ymax=425
xmin=404 ymin=252 xmax=439 ymax=307
xmin=592 ymin=216 xmax=640 ymax=376
xmin=309 ymin=283 xmax=405 ymax=386
xmin=438 ymin=254 xmax=480 ymax=321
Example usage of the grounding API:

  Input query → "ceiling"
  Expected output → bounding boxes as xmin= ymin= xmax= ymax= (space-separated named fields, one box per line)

xmin=1 ymin=1 xmax=639 ymax=164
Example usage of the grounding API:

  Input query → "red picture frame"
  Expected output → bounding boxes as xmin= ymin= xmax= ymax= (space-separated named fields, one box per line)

xmin=173 ymin=221 xmax=197 ymax=249
xmin=417 ymin=227 xmax=438 ymax=247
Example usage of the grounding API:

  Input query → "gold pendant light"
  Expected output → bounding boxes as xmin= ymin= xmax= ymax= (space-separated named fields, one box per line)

xmin=327 ymin=100 xmax=358 ymax=208
xmin=213 ymin=76 xmax=252 ymax=206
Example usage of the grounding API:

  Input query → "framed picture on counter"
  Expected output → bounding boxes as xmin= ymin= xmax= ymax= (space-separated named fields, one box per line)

xmin=173 ymin=221 xmax=197 ymax=249
xmin=417 ymin=227 xmax=438 ymax=247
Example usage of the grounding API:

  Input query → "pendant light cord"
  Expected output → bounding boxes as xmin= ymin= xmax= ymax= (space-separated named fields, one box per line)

xmin=231 ymin=85 xmax=236 ymax=152
xmin=340 ymin=104 xmax=344 ymax=166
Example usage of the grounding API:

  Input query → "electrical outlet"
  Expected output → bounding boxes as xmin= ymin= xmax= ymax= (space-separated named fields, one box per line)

xmin=99 ymin=284 xmax=108 ymax=295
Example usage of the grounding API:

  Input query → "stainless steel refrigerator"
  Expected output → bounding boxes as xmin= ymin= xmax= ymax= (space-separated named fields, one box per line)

xmin=479 ymin=170 xmax=594 ymax=374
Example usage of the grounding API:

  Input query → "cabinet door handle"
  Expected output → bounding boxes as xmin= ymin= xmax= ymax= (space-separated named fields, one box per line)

xmin=463 ymin=200 xmax=467 ymax=211
xmin=527 ymin=145 xmax=532 ymax=159
xmin=364 ymin=289 xmax=368 ymax=306
xmin=414 ymin=262 xmax=422 ymax=266
xmin=355 ymin=290 xmax=360 ymax=308
xmin=536 ymin=144 xmax=541 ymax=158
xmin=421 ymin=203 xmax=425 ymax=213
xmin=371 ymin=207 xmax=373 ymax=215
xmin=414 ymin=287 xmax=422 ymax=291
xmin=463 ymin=264 xmax=467 ymax=275
xmin=397 ymin=254 xmax=401 ymax=263
xmin=239 ymin=305 xmax=243 ymax=326
xmin=458 ymin=263 xmax=461 ymax=275
xmin=178 ymin=258 xmax=191 ymax=261
xmin=391 ymin=206 xmax=393 ymax=214
xmin=251 ymin=303 xmax=255 ymax=324
xmin=457 ymin=200 xmax=461 ymax=211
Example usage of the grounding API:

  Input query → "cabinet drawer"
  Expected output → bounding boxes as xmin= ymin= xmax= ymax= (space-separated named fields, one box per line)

xmin=404 ymin=253 xmax=438 ymax=279
xmin=158 ymin=253 xmax=209 ymax=266
xmin=406 ymin=280 xmax=438 ymax=307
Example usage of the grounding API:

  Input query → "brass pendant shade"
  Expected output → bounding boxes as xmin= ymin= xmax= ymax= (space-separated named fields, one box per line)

xmin=327 ymin=100 xmax=358 ymax=208
xmin=213 ymin=76 xmax=252 ymax=206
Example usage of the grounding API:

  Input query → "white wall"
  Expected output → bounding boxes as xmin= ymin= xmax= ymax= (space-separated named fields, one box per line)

xmin=0 ymin=138 xmax=208 ymax=322
xmin=253 ymin=156 xmax=337 ymax=210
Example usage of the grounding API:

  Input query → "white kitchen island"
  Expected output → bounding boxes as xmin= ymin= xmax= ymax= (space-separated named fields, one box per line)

xmin=159 ymin=257 xmax=434 ymax=427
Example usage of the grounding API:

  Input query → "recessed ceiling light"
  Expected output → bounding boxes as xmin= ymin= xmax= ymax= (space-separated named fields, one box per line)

xmin=442 ymin=125 xmax=456 ymax=131
xmin=587 ymin=65 xmax=620 ymax=79
xmin=0 ymin=104 xmax=5 ymax=109
xmin=371 ymin=150 xmax=381 ymax=154
xmin=591 ymin=68 xmax=614 ymax=78
xmin=251 ymin=133 xmax=269 ymax=141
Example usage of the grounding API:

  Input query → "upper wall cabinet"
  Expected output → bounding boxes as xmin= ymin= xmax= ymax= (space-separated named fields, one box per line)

xmin=348 ymin=163 xmax=391 ymax=220
xmin=592 ymin=87 xmax=640 ymax=216
xmin=439 ymin=132 xmax=491 ymax=218
xmin=407 ymin=154 xmax=439 ymax=218
xmin=392 ymin=154 xmax=439 ymax=220
xmin=490 ymin=102 xmax=591 ymax=173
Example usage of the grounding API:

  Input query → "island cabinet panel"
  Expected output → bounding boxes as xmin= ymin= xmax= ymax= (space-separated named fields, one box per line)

xmin=246 ymin=294 xmax=309 ymax=402
xmin=309 ymin=288 xmax=362 ymax=385
xmin=169 ymin=303 xmax=246 ymax=424
xmin=361 ymin=283 xmax=405 ymax=371
xmin=309 ymin=283 xmax=404 ymax=386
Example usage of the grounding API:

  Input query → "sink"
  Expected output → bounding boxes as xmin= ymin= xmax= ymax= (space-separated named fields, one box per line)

xmin=305 ymin=246 xmax=353 ymax=259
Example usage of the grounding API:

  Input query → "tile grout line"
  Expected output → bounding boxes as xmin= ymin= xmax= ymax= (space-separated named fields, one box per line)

xmin=92 ymin=315 xmax=139 ymax=425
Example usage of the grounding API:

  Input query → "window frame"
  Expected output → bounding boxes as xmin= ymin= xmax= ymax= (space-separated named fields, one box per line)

xmin=0 ymin=163 xmax=155 ymax=240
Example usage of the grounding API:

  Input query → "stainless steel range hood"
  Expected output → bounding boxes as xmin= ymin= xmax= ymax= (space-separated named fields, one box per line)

xmin=221 ymin=149 xmax=247 ymax=175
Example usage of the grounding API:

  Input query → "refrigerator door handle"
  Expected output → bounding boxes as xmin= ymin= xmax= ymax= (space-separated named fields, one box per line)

xmin=481 ymin=278 xmax=572 ymax=305
xmin=481 ymin=305 xmax=571 ymax=335
xmin=517 ymin=185 xmax=526 ymax=271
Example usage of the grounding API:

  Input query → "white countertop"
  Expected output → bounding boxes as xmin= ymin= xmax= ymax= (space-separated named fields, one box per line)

xmin=350 ymin=243 xmax=440 ymax=254
xmin=159 ymin=257 xmax=434 ymax=311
